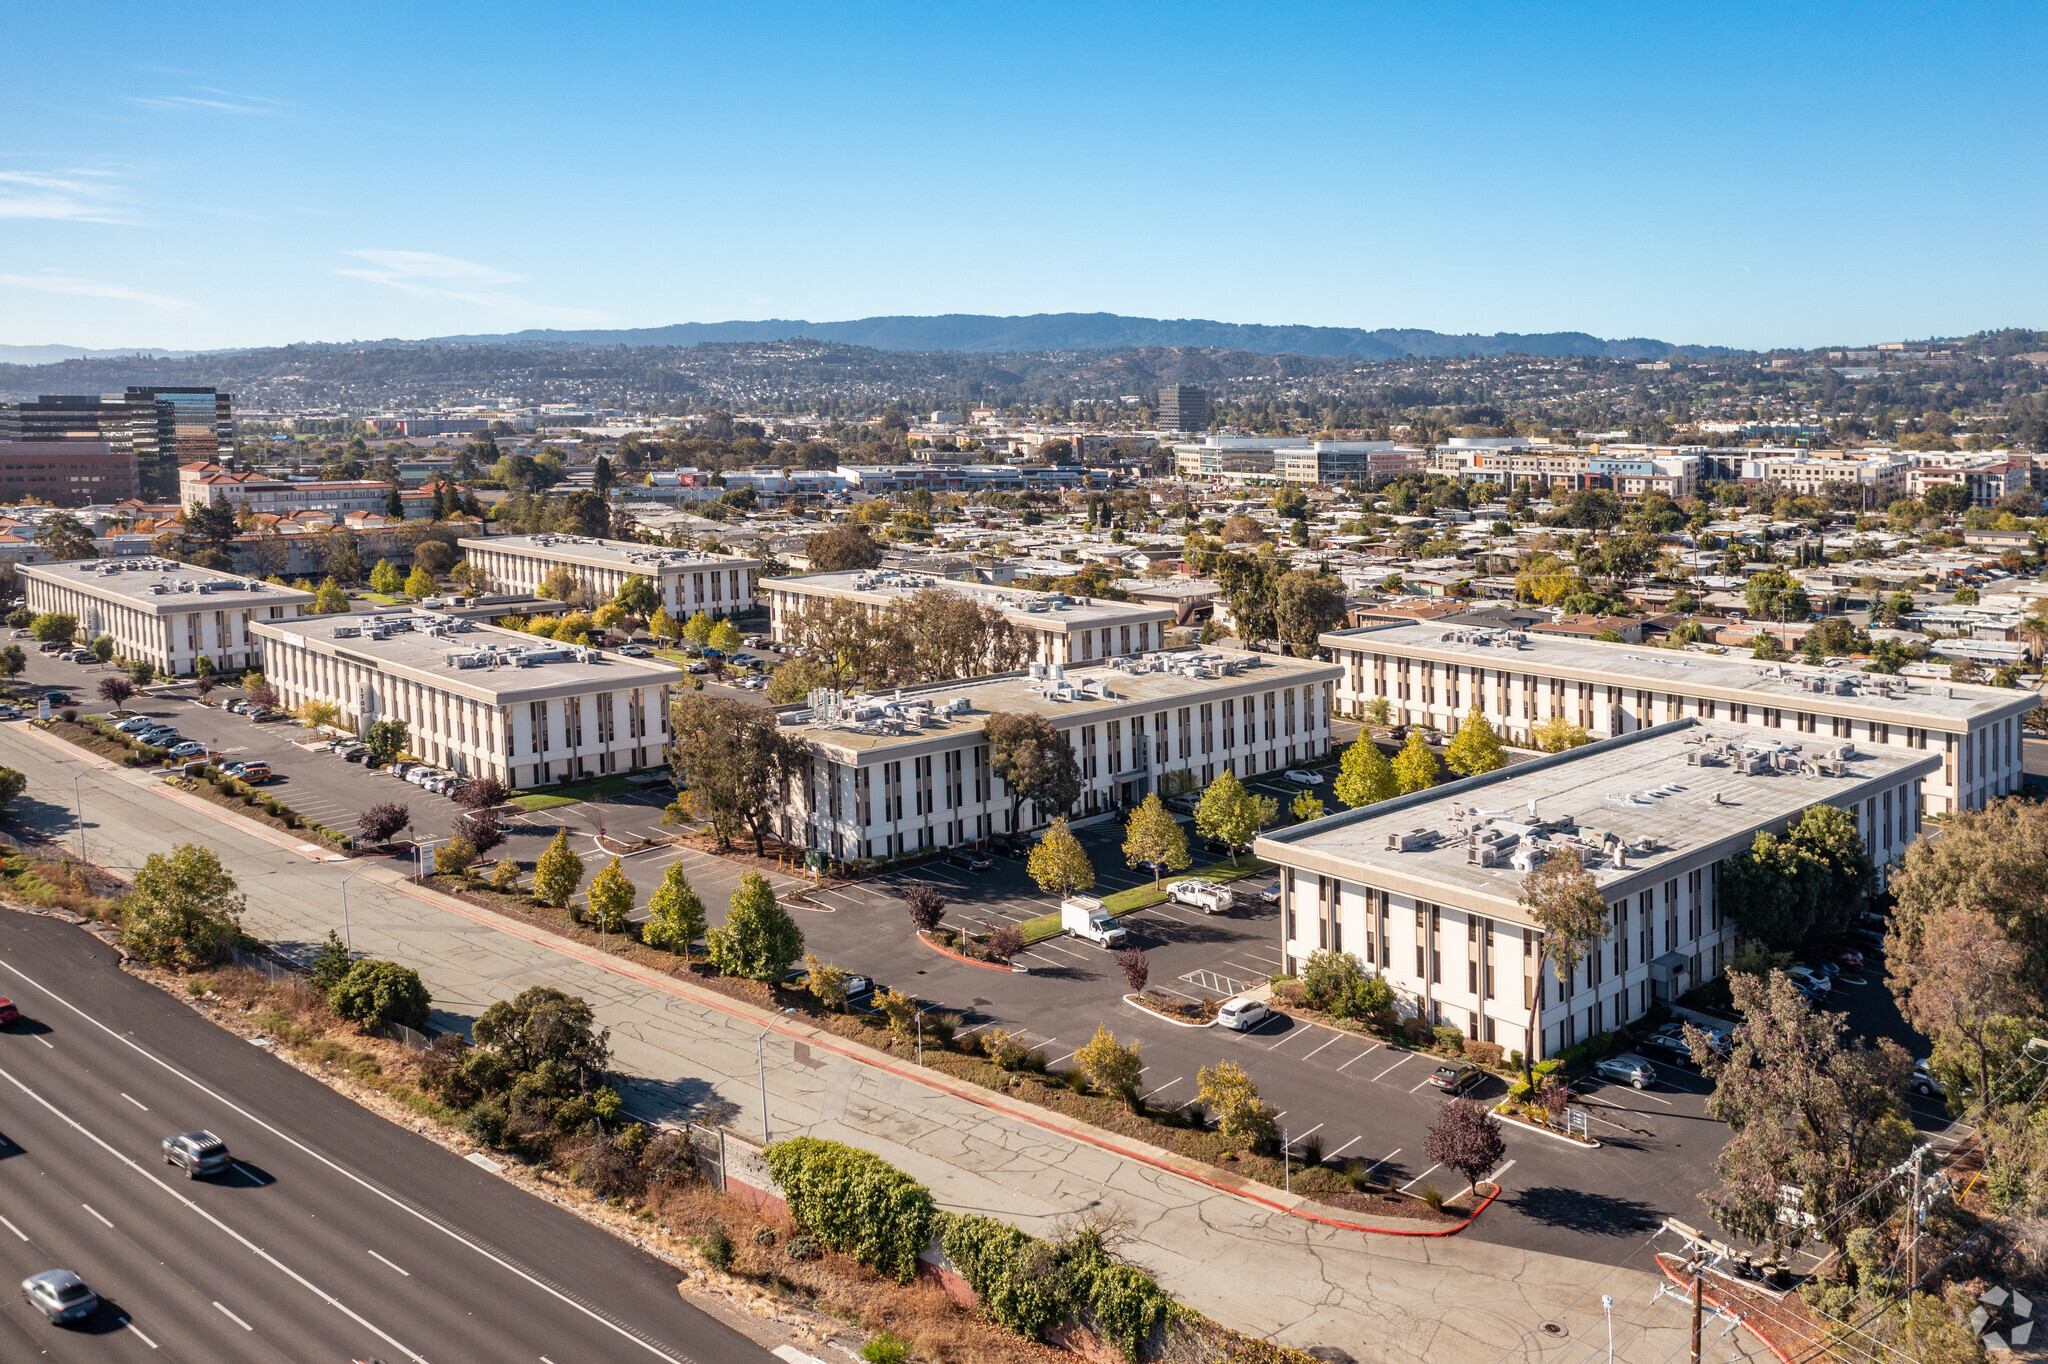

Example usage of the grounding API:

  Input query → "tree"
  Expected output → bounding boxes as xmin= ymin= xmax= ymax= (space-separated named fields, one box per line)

xmin=1443 ymin=706 xmax=1507 ymax=777
xmin=433 ymin=836 xmax=478 ymax=879
xmin=458 ymin=810 xmax=505 ymax=858
xmin=802 ymin=954 xmax=849 ymax=1011
xmin=307 ymin=929 xmax=352 ymax=991
xmin=1888 ymin=904 xmax=2033 ymax=1109
xmin=89 ymin=634 xmax=114 ymax=662
xmin=613 ymin=574 xmax=659 ymax=620
xmin=365 ymin=718 xmax=409 ymax=764
xmin=247 ymin=684 xmax=279 ymax=711
xmin=97 ymin=677 xmax=135 ymax=709
xmin=370 ymin=559 xmax=403 ymax=595
xmin=1194 ymin=769 xmax=1275 ymax=866
xmin=1696 ymin=970 xmax=1913 ymax=1255
xmin=539 ymin=565 xmax=581 ymax=604
xmin=1074 ymin=1025 xmax=1143 ymax=1097
xmin=1121 ymin=793 xmax=1188 ymax=888
xmin=708 ymin=618 xmax=743 ymax=652
xmin=296 ymin=698 xmax=340 ymax=728
xmin=682 ymin=610 xmax=715 ymax=647
xmin=903 ymin=882 xmax=946 ymax=935
xmin=1273 ymin=569 xmax=1346 ymax=655
xmin=0 ymin=644 xmax=22 ymax=679
xmin=1027 ymin=817 xmax=1095 ymax=897
xmin=766 ymin=655 xmax=838 ymax=704
xmin=667 ymin=692 xmax=806 ymax=855
xmin=1290 ymin=790 xmax=1325 ymax=822
xmin=1392 ymin=728 xmax=1439 ymax=794
xmin=31 ymin=513 xmax=95 ymax=560
xmin=314 ymin=577 xmax=349 ymax=614
xmin=29 ymin=612 xmax=77 ymax=644
xmin=533 ymin=826 xmax=584 ymax=908
xmin=808 ymin=524 xmax=884 ymax=572
xmin=0 ymin=766 xmax=25 ymax=814
xmin=1425 ymin=1097 xmax=1507 ymax=1190
xmin=454 ymin=775 xmax=510 ymax=811
xmin=473 ymin=985 xmax=611 ymax=1091
xmin=641 ymin=863 xmax=707 ymax=956
xmin=1117 ymin=946 xmax=1149 ymax=993
xmin=984 ymin=711 xmax=1081 ymax=827
xmin=1333 ymin=735 xmax=1397 ymax=808
xmin=648 ymin=606 xmax=679 ymax=642
xmin=328 ymin=960 xmax=432 ymax=1031
xmin=1530 ymin=717 xmax=1592 ymax=752
xmin=414 ymin=539 xmax=458 ymax=576
xmin=120 ymin=843 xmax=245 ymax=969
xmin=129 ymin=659 xmax=155 ymax=686
xmin=1517 ymin=847 xmax=1609 ymax=1087
xmin=1197 ymin=1060 xmax=1276 ymax=1150
xmin=586 ymin=857 xmax=635 ymax=933
xmin=404 ymin=565 xmax=436 ymax=599
xmin=707 ymin=871 xmax=804 ymax=981
xmin=1888 ymin=798 xmax=2048 ymax=1002
xmin=356 ymin=802 xmax=411 ymax=845
xmin=1722 ymin=804 xmax=1871 ymax=950
xmin=1744 ymin=569 xmax=1811 ymax=624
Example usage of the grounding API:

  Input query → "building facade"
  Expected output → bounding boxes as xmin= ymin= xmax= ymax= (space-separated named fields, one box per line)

xmin=178 ymin=464 xmax=435 ymax=518
xmin=1321 ymin=618 xmax=2035 ymax=815
xmin=1158 ymin=386 xmax=1208 ymax=434
xmin=1 ymin=388 xmax=232 ymax=500
xmin=0 ymin=441 xmax=138 ymax=505
xmin=785 ymin=649 xmax=1339 ymax=861
xmin=255 ymin=611 xmax=675 ymax=784
xmin=457 ymin=534 xmax=759 ymax=619
xmin=21 ymin=558 xmax=314 ymax=675
xmin=1255 ymin=721 xmax=1938 ymax=1061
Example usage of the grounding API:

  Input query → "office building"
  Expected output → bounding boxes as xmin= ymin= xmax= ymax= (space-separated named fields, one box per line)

xmin=457 ymin=534 xmax=759 ymax=619
xmin=1254 ymin=720 xmax=1937 ymax=1061
xmin=255 ymin=610 xmax=677 ymax=784
xmin=763 ymin=570 xmax=1175 ymax=668
xmin=1 ymin=388 xmax=232 ymax=500
xmin=21 ymin=557 xmax=314 ymax=676
xmin=0 ymin=441 xmax=139 ymax=505
xmin=784 ymin=648 xmax=1339 ymax=861
xmin=1158 ymin=386 xmax=1208 ymax=434
xmin=1321 ymin=618 xmax=2035 ymax=815
xmin=179 ymin=464 xmax=433 ymax=519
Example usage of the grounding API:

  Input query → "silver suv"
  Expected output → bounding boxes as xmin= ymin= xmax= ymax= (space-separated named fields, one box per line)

xmin=162 ymin=1130 xmax=230 ymax=1178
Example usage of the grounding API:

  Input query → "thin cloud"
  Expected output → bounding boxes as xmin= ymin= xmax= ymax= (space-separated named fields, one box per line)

xmin=127 ymin=87 xmax=282 ymax=115
xmin=335 ymin=250 xmax=607 ymax=324
xmin=0 ymin=272 xmax=188 ymax=310
xmin=0 ymin=170 xmax=132 ymax=224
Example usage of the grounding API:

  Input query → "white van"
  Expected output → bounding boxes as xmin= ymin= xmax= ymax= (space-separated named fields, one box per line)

xmin=1060 ymin=896 xmax=1128 ymax=948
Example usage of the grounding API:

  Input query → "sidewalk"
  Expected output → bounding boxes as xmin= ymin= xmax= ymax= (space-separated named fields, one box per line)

xmin=3 ymin=721 xmax=1755 ymax=1363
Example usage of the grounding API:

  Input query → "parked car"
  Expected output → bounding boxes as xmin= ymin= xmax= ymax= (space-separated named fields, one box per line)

xmin=21 ymin=1269 xmax=97 ymax=1323
xmin=617 ymin=644 xmax=651 ymax=658
xmin=1216 ymin=997 xmax=1270 ymax=1032
xmin=66 ymin=650 xmax=94 ymax=664
xmin=1282 ymin=769 xmax=1320 ymax=786
xmin=167 ymin=741 xmax=206 ymax=759
xmin=1911 ymin=1059 xmax=1946 ymax=1099
xmin=1828 ymin=945 xmax=1866 ymax=972
xmin=1428 ymin=1061 xmax=1483 ymax=1094
xmin=1595 ymin=1053 xmax=1657 ymax=1089
xmin=687 ymin=662 xmax=711 ymax=674
xmin=0 ymin=996 xmax=17 ymax=1025
xmin=341 ymin=746 xmax=369 ymax=762
xmin=1258 ymin=881 xmax=1282 ymax=904
xmin=233 ymin=762 xmax=272 ymax=783
xmin=41 ymin=693 xmax=71 ymax=706
xmin=7 ymin=628 xmax=26 ymax=639
xmin=115 ymin=716 xmax=155 ymax=733
xmin=943 ymin=852 xmax=994 ymax=872
xmin=1841 ymin=928 xmax=1886 ymax=954
xmin=248 ymin=708 xmax=284 ymax=723
xmin=161 ymin=1130 xmax=230 ymax=1179
xmin=1635 ymin=1029 xmax=1697 ymax=1066
xmin=1787 ymin=965 xmax=1832 ymax=995
xmin=1166 ymin=879 xmax=1234 ymax=914
xmin=1061 ymin=896 xmax=1127 ymax=948
xmin=35 ymin=641 xmax=65 ymax=653
xmin=0 ymin=704 xmax=19 ymax=719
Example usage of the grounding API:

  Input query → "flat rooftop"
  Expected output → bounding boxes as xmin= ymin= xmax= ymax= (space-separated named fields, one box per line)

xmin=25 ymin=557 xmax=313 ymax=610
xmin=770 ymin=569 xmax=1173 ymax=629
xmin=789 ymin=648 xmax=1339 ymax=757
xmin=1328 ymin=618 xmax=2035 ymax=729
xmin=1258 ymin=720 xmax=1938 ymax=907
xmin=460 ymin=533 xmax=758 ymax=571
xmin=254 ymin=611 xmax=679 ymax=699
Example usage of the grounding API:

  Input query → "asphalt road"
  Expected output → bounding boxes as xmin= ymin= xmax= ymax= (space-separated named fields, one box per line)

xmin=0 ymin=910 xmax=770 ymax=1364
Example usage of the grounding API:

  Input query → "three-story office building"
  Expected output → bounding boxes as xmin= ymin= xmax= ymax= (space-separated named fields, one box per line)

xmin=458 ymin=534 xmax=758 ymax=620
xmin=22 ymin=558 xmax=313 ymax=676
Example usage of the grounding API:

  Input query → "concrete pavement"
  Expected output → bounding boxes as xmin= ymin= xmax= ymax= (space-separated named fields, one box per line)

xmin=0 ymin=718 xmax=1765 ymax=1364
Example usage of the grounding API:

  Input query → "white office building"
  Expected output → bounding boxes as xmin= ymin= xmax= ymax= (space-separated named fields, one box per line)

xmin=457 ymin=534 xmax=759 ymax=619
xmin=22 ymin=558 xmax=314 ymax=676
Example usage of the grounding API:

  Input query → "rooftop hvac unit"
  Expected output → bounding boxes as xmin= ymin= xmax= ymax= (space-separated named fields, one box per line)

xmin=1387 ymin=828 xmax=1442 ymax=852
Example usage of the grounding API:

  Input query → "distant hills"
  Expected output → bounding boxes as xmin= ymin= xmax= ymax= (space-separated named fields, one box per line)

xmin=0 ymin=343 xmax=200 ymax=365
xmin=421 ymin=312 xmax=1742 ymax=360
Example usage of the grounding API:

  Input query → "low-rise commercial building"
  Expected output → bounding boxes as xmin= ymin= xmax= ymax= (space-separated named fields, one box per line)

xmin=255 ymin=611 xmax=676 ymax=784
xmin=22 ymin=558 xmax=314 ymax=675
xmin=0 ymin=441 xmax=138 ymax=505
xmin=457 ymin=534 xmax=759 ymax=619
xmin=1321 ymin=618 xmax=2034 ymax=815
xmin=1255 ymin=720 xmax=1938 ymax=1060
xmin=764 ymin=569 xmax=1175 ymax=667
xmin=784 ymin=648 xmax=1340 ymax=861
xmin=178 ymin=464 xmax=436 ymax=519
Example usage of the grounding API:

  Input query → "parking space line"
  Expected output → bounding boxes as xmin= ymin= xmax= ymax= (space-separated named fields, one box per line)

xmin=1140 ymin=1076 xmax=1183 ymax=1100
xmin=1297 ymin=1034 xmax=1344 ymax=1064
xmin=1050 ymin=1051 xmax=1076 ymax=1067
xmin=1362 ymin=1147 xmax=1400 ymax=1176
xmin=1407 ymin=1072 xmax=1441 ymax=1093
xmin=1283 ymin=1122 xmax=1322 ymax=1147
xmin=1265 ymin=1025 xmax=1309 ymax=1051
xmin=1371 ymin=1054 xmax=1413 ymax=1082
xmin=1399 ymin=1162 xmax=1442 ymax=1192
xmin=1453 ymin=1158 xmax=1515 ymax=1200
xmin=1325 ymin=1135 xmax=1363 ymax=1160
xmin=1335 ymin=1045 xmax=1380 ymax=1071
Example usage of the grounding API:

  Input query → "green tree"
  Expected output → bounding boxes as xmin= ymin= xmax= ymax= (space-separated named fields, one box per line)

xmin=120 ymin=843 xmax=245 ymax=969
xmin=89 ymin=634 xmax=114 ymax=663
xmin=1333 ymin=735 xmax=1397 ymax=808
xmin=707 ymin=871 xmax=804 ymax=981
xmin=640 ymin=862 xmax=707 ymax=956
xmin=1027 ymin=816 xmax=1096 ymax=896
xmin=1194 ymin=769 xmax=1276 ymax=866
xmin=613 ymin=574 xmax=659 ymax=619
xmin=1392 ymin=728 xmax=1440 ymax=794
xmin=32 ymin=513 xmax=96 ymax=560
xmin=533 ymin=827 xmax=584 ymax=908
xmin=0 ymin=766 xmax=25 ymax=813
xmin=328 ymin=959 xmax=432 ymax=1031
xmin=1290 ymin=790 xmax=1325 ymax=821
xmin=473 ymin=985 xmax=611 ymax=1091
xmin=802 ymin=953 xmax=850 ymax=1011
xmin=128 ymin=658 xmax=155 ymax=686
xmin=708 ymin=618 xmax=743 ymax=652
xmin=306 ymin=929 xmax=352 ymax=991
xmin=314 ymin=577 xmax=349 ymax=614
xmin=1073 ymin=1025 xmax=1144 ymax=1096
xmin=766 ymin=655 xmax=839 ymax=705
xmin=369 ymin=559 xmax=403 ymax=595
xmin=404 ymin=564 xmax=436 ymax=599
xmin=586 ymin=856 xmax=635 ymax=933
xmin=0 ymin=644 xmax=24 ymax=678
xmin=1744 ymin=569 xmax=1810 ymax=624
xmin=1121 ymin=793 xmax=1188 ymax=887
xmin=1517 ymin=847 xmax=1609 ymax=1087
xmin=1197 ymin=1060 xmax=1276 ymax=1150
xmin=1273 ymin=568 xmax=1346 ymax=655
xmin=1722 ymin=804 xmax=1871 ymax=949
xmin=683 ymin=610 xmax=715 ymax=647
xmin=29 ymin=611 xmax=77 ymax=644
xmin=984 ymin=710 xmax=1081 ymax=827
xmin=433 ymin=836 xmax=477 ymax=879
xmin=1443 ymin=705 xmax=1507 ymax=777
xmin=365 ymin=718 xmax=409 ymax=764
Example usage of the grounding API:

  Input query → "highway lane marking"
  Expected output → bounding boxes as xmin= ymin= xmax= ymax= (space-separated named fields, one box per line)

xmin=1324 ymin=1135 xmax=1363 ymax=1160
xmin=368 ymin=1249 xmax=412 ymax=1276
xmin=121 ymin=1092 xmax=148 ymax=1111
xmin=1399 ymin=1162 xmax=1442 ymax=1192
xmin=232 ymin=1162 xmax=263 ymax=1184
xmin=1335 ymin=1045 xmax=1380 ymax=1071
xmin=82 ymin=1202 xmax=113 ymax=1228
xmin=213 ymin=1301 xmax=252 ymax=1331
xmin=121 ymin=1316 xmax=158 ymax=1349
xmin=0 ymin=1213 xmax=24 ymax=1240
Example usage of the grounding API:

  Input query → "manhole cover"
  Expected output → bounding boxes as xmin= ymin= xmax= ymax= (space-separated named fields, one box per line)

xmin=1540 ymin=1323 xmax=1568 ymax=1337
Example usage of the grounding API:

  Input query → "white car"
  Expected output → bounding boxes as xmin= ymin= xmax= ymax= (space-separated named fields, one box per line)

xmin=1283 ymin=769 xmax=1320 ymax=786
xmin=1217 ymin=998 xmax=1270 ymax=1032
xmin=1787 ymin=965 xmax=1832 ymax=995
xmin=1165 ymin=879 xmax=1234 ymax=913
xmin=1258 ymin=881 xmax=1282 ymax=904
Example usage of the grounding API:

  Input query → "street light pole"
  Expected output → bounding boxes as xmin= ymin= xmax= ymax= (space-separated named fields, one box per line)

xmin=72 ymin=771 xmax=86 ymax=863
xmin=757 ymin=1007 xmax=796 ymax=1143
xmin=1602 ymin=1295 xmax=1613 ymax=1364
xmin=338 ymin=864 xmax=367 ymax=954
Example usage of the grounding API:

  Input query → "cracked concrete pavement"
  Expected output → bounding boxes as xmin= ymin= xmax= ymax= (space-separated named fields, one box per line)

xmin=6 ymin=722 xmax=1769 ymax=1364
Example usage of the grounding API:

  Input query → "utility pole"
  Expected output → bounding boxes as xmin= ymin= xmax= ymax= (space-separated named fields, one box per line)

xmin=1690 ymin=1256 xmax=1704 ymax=1364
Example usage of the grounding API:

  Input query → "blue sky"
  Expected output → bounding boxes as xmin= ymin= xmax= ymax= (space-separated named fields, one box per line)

xmin=3 ymin=2 xmax=2042 ymax=352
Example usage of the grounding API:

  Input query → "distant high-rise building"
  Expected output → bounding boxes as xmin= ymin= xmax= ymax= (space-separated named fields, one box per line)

xmin=1158 ymin=385 xmax=1207 ymax=433
xmin=0 ymin=387 xmax=231 ymax=501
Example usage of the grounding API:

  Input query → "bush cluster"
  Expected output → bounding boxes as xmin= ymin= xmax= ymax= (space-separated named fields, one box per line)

xmin=415 ymin=985 xmax=622 ymax=1161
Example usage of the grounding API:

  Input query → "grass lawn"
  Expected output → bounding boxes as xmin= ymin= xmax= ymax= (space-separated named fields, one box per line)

xmin=1017 ymin=856 xmax=1274 ymax=944
xmin=510 ymin=774 xmax=645 ymax=810
xmin=359 ymin=591 xmax=411 ymax=606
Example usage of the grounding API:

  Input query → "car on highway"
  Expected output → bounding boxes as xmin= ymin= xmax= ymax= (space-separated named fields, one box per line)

xmin=1216 ymin=997 xmax=1270 ymax=1032
xmin=1911 ymin=1059 xmax=1946 ymax=1099
xmin=1166 ymin=879 xmax=1234 ymax=913
xmin=162 ymin=1129 xmax=231 ymax=1178
xmin=1257 ymin=881 xmax=1282 ymax=903
xmin=1428 ymin=1061 xmax=1483 ymax=1094
xmin=0 ymin=996 xmax=17 ymax=1025
xmin=1282 ymin=769 xmax=1320 ymax=786
xmin=1595 ymin=1053 xmax=1657 ymax=1089
xmin=21 ymin=1269 xmax=97 ymax=1323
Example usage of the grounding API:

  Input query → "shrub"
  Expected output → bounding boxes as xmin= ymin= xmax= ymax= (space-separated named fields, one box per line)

xmin=785 ymin=1235 xmax=820 ymax=1262
xmin=981 ymin=1028 xmax=1028 ymax=1069
xmin=802 ymin=954 xmax=849 ymax=1011
xmin=1422 ymin=1186 xmax=1445 ymax=1211
xmin=641 ymin=862 xmax=707 ymax=955
xmin=434 ymin=837 xmax=478 ymax=879
xmin=357 ymin=802 xmax=411 ymax=846
xmin=1432 ymin=1024 xmax=1466 ymax=1055
xmin=328 ymin=959 xmax=432 ymax=1031
xmin=1117 ymin=946 xmax=1149 ymax=994
xmin=307 ymin=929 xmax=352 ymax=991
xmin=1197 ymin=1061 xmax=1277 ymax=1151
xmin=761 ymin=1137 xmax=936 ymax=1283
xmin=0 ymin=765 xmax=24 ymax=814
xmin=119 ymin=843 xmax=244 ymax=969
xmin=751 ymin=1225 xmax=777 ymax=1247
xmin=695 ymin=1222 xmax=734 ymax=1272
xmin=1074 ymin=1025 xmax=1144 ymax=1096
xmin=533 ymin=827 xmax=583 ymax=908
xmin=463 ymin=1100 xmax=510 ymax=1147
xmin=903 ymin=882 xmax=945 ymax=934
xmin=706 ymin=871 xmax=802 ymax=981
xmin=1466 ymin=1040 xmax=1505 ymax=1069
xmin=862 ymin=1332 xmax=910 ymax=1364
xmin=490 ymin=857 xmax=521 ymax=891
xmin=1300 ymin=948 xmax=1364 ymax=1011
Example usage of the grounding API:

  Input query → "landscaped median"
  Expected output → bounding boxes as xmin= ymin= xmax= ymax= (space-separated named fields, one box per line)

xmin=1016 ymin=857 xmax=1274 ymax=945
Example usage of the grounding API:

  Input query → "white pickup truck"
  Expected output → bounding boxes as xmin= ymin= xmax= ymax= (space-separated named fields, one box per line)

xmin=1060 ymin=896 xmax=1129 ymax=948
xmin=1165 ymin=879 xmax=1234 ymax=914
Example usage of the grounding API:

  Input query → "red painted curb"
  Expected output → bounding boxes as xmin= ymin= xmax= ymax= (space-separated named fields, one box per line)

xmin=917 ymin=930 xmax=1025 ymax=972
xmin=1654 ymin=1254 xmax=1795 ymax=1364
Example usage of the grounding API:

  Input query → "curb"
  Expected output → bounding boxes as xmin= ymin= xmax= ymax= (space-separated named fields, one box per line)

xmin=1492 ymin=1106 xmax=1603 ymax=1149
xmin=917 ymin=930 xmax=1027 ymax=972
xmin=1122 ymin=993 xmax=1215 ymax=1029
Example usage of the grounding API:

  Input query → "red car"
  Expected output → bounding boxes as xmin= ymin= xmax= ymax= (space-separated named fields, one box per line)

xmin=0 ymin=997 xmax=17 ymax=1026
xmin=1832 ymin=947 xmax=1865 ymax=972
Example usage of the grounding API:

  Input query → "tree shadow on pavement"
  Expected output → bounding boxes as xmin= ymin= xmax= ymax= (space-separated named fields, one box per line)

xmin=10 ymin=793 xmax=81 ymax=841
xmin=621 ymin=1074 xmax=740 ymax=1127
xmin=1507 ymin=1185 xmax=1662 ymax=1236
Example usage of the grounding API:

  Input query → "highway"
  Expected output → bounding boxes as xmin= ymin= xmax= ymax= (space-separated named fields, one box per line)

xmin=0 ymin=910 xmax=769 ymax=1364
